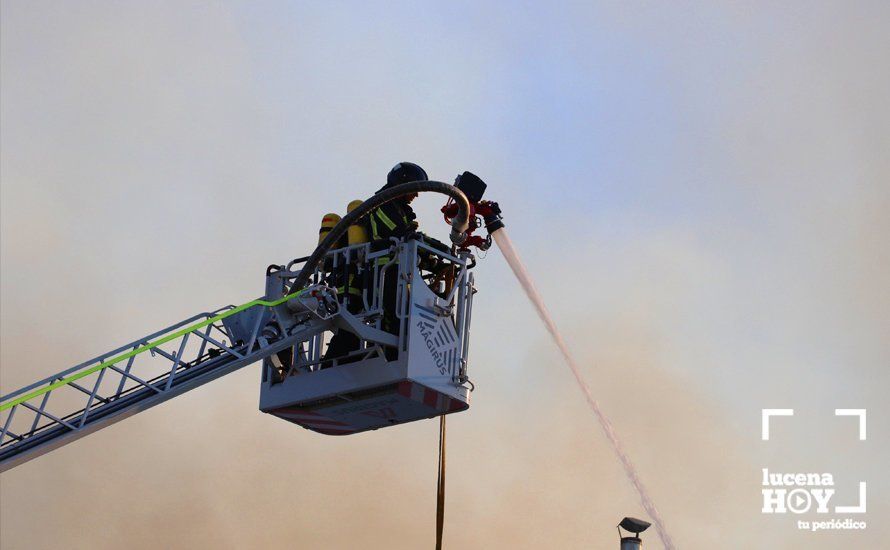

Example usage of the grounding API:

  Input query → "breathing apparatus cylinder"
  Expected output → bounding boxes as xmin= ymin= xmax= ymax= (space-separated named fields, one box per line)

xmin=346 ymin=200 xmax=370 ymax=245
xmin=318 ymin=213 xmax=341 ymax=245
xmin=289 ymin=181 xmax=470 ymax=297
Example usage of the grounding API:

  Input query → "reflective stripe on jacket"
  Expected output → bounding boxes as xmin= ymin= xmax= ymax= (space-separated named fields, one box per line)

xmin=368 ymin=201 xmax=415 ymax=265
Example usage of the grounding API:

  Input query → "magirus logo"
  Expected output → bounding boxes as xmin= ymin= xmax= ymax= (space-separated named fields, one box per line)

xmin=416 ymin=319 xmax=447 ymax=375
xmin=761 ymin=409 xmax=867 ymax=532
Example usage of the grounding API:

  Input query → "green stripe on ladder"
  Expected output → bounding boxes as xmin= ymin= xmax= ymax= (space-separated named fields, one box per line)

xmin=0 ymin=289 xmax=306 ymax=412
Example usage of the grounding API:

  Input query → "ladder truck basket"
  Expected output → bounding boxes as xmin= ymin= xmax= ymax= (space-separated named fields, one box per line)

xmin=225 ymin=238 xmax=476 ymax=435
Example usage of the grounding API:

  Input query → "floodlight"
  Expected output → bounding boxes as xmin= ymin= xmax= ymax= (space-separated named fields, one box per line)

xmin=618 ymin=517 xmax=651 ymax=535
xmin=617 ymin=517 xmax=651 ymax=549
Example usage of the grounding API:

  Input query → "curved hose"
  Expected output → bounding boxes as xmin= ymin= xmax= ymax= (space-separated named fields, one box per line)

xmin=288 ymin=181 xmax=470 ymax=294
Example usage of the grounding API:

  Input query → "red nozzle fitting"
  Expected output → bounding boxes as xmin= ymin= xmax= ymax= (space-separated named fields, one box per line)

xmin=441 ymin=171 xmax=504 ymax=250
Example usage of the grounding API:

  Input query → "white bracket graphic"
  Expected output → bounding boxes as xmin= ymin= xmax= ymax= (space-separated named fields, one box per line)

xmin=835 ymin=481 xmax=867 ymax=513
xmin=835 ymin=409 xmax=867 ymax=440
xmin=762 ymin=409 xmax=794 ymax=441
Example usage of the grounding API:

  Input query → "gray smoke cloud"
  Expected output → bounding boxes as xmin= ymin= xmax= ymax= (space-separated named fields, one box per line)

xmin=2 ymin=2 xmax=888 ymax=548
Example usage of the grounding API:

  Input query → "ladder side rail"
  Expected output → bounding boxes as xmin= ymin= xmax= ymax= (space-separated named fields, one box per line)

xmin=0 ymin=316 xmax=330 ymax=472
xmin=0 ymin=310 xmax=231 ymax=403
xmin=0 ymin=346 xmax=252 ymax=470
xmin=1 ymin=321 xmax=220 ymax=450
xmin=0 ymin=290 xmax=300 ymax=416
xmin=0 ymin=293 xmax=304 ymax=452
xmin=7 ymin=314 xmax=241 ymax=434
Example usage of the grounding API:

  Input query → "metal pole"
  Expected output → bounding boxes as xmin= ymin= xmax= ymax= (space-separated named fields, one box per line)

xmin=436 ymin=415 xmax=447 ymax=550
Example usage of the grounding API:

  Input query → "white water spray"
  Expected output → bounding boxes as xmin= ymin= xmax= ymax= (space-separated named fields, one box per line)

xmin=491 ymin=229 xmax=676 ymax=550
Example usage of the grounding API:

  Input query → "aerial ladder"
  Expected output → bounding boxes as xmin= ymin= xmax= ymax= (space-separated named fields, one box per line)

xmin=0 ymin=175 xmax=504 ymax=473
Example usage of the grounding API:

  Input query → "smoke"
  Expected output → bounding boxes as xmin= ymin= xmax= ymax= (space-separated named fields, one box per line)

xmin=492 ymin=229 xmax=675 ymax=549
xmin=3 ymin=1 xmax=889 ymax=549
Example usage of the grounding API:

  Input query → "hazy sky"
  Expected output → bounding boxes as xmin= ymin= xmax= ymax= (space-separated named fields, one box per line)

xmin=2 ymin=2 xmax=888 ymax=548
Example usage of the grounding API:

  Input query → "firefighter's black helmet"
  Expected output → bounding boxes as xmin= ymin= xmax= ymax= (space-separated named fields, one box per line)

xmin=381 ymin=162 xmax=428 ymax=192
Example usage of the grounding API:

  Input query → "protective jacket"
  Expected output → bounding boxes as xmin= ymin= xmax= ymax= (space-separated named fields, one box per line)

xmin=367 ymin=200 xmax=416 ymax=241
xmin=367 ymin=200 xmax=416 ymax=265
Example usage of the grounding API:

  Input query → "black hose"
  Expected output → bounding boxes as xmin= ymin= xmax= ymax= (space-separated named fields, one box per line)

xmin=288 ymin=181 xmax=470 ymax=295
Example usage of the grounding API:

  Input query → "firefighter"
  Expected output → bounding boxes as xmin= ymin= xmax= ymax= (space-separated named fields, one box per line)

xmin=367 ymin=162 xmax=427 ymax=347
xmin=327 ymin=162 xmax=448 ymax=364
xmin=369 ymin=162 xmax=425 ymax=240
xmin=368 ymin=162 xmax=454 ymax=249
xmin=321 ymin=204 xmax=367 ymax=367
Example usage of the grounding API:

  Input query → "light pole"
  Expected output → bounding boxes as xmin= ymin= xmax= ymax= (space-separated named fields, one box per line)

xmin=617 ymin=517 xmax=651 ymax=550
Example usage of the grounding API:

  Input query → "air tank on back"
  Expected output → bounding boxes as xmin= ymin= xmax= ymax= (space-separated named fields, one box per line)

xmin=346 ymin=200 xmax=369 ymax=245
xmin=318 ymin=213 xmax=341 ymax=245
